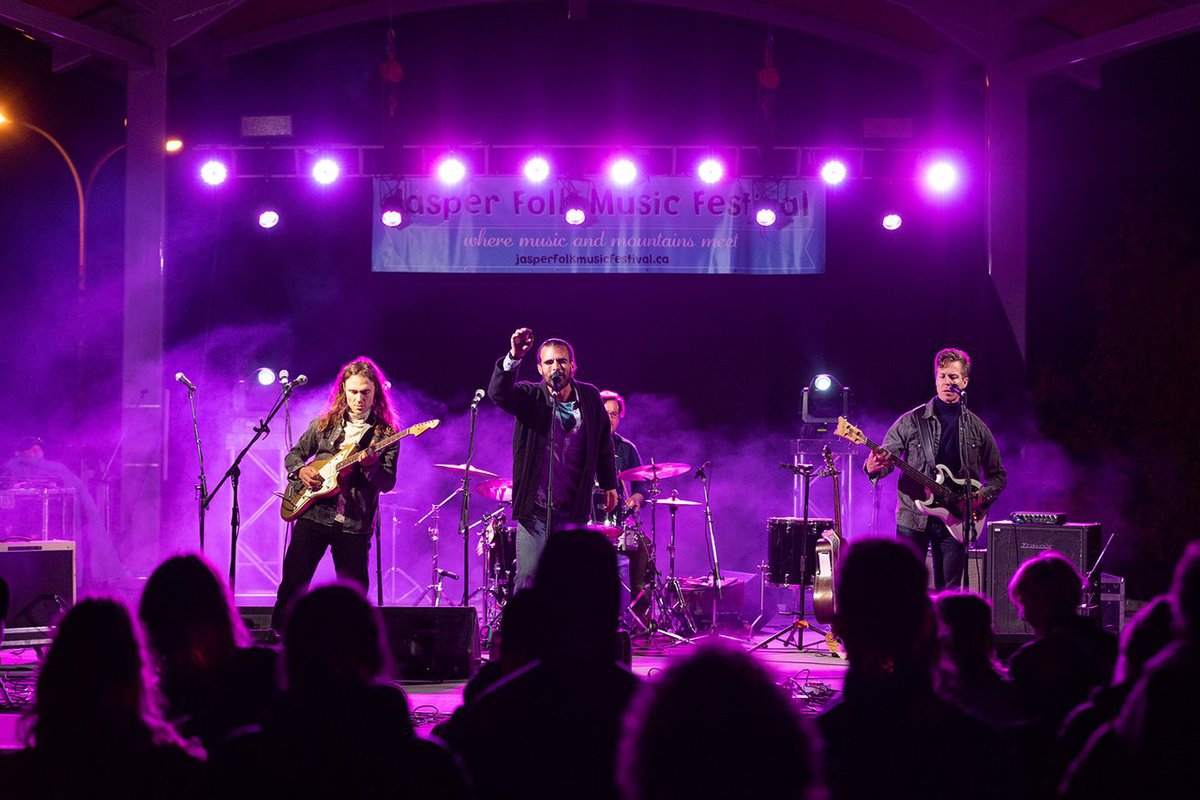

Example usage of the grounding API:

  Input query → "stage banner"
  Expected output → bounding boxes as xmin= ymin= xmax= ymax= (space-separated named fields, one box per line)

xmin=371 ymin=176 xmax=824 ymax=274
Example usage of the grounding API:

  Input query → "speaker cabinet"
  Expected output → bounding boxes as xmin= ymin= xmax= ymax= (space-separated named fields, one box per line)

xmin=1 ymin=540 xmax=76 ymax=646
xmin=987 ymin=522 xmax=1101 ymax=635
xmin=380 ymin=606 xmax=478 ymax=682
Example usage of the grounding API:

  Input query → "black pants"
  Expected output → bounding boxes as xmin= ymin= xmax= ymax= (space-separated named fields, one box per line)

xmin=897 ymin=517 xmax=964 ymax=590
xmin=271 ymin=517 xmax=371 ymax=630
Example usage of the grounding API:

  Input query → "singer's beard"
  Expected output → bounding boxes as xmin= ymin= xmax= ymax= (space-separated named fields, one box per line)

xmin=548 ymin=372 xmax=568 ymax=392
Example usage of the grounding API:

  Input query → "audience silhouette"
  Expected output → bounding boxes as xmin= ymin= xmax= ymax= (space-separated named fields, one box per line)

xmin=933 ymin=590 xmax=1025 ymax=730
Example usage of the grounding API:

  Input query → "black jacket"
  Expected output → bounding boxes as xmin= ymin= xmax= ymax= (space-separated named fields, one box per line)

xmin=488 ymin=356 xmax=617 ymax=523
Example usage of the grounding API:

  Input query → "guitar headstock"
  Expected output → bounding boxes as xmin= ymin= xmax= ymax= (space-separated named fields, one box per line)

xmin=408 ymin=419 xmax=441 ymax=437
xmin=822 ymin=444 xmax=836 ymax=470
xmin=834 ymin=416 xmax=866 ymax=445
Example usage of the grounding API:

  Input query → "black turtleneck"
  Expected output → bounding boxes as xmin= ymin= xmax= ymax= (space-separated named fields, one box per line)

xmin=933 ymin=397 xmax=962 ymax=473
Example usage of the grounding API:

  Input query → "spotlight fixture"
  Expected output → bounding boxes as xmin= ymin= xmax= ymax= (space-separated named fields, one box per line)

xmin=819 ymin=159 xmax=847 ymax=186
xmin=165 ymin=138 xmax=184 ymax=153
xmin=437 ymin=156 xmax=467 ymax=185
xmin=380 ymin=187 xmax=404 ymax=228
xmin=882 ymin=213 xmax=903 ymax=231
xmin=802 ymin=373 xmax=849 ymax=423
xmin=200 ymin=160 xmax=228 ymax=186
xmin=563 ymin=193 xmax=589 ymax=226
xmin=609 ymin=158 xmax=638 ymax=186
xmin=754 ymin=202 xmax=779 ymax=228
xmin=255 ymin=367 xmax=277 ymax=386
xmin=523 ymin=156 xmax=551 ymax=183
xmin=258 ymin=209 xmax=280 ymax=229
xmin=923 ymin=160 xmax=959 ymax=193
xmin=311 ymin=157 xmax=340 ymax=185
xmin=697 ymin=158 xmax=725 ymax=184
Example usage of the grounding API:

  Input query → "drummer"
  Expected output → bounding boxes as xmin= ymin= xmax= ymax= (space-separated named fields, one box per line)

xmin=601 ymin=391 xmax=652 ymax=618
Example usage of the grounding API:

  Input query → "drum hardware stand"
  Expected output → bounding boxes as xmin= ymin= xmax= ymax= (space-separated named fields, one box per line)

xmin=752 ymin=462 xmax=833 ymax=654
xmin=691 ymin=463 xmax=741 ymax=642
xmin=629 ymin=467 xmax=692 ymax=648
xmin=750 ymin=561 xmax=772 ymax=633
xmin=467 ymin=508 xmax=512 ymax=647
xmin=381 ymin=505 xmax=422 ymax=604
xmin=414 ymin=490 xmax=463 ymax=607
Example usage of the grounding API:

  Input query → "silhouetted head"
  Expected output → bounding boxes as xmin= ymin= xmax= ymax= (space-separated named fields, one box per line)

xmin=1170 ymin=541 xmax=1200 ymax=639
xmin=284 ymin=583 xmax=387 ymax=689
xmin=496 ymin=588 xmax=545 ymax=668
xmin=1115 ymin=595 xmax=1175 ymax=684
xmin=534 ymin=527 xmax=620 ymax=660
xmin=834 ymin=538 xmax=933 ymax=665
xmin=620 ymin=641 xmax=814 ymax=800
xmin=29 ymin=597 xmax=171 ymax=750
xmin=139 ymin=553 xmax=248 ymax=676
xmin=933 ymin=591 xmax=997 ymax=672
xmin=1009 ymin=551 xmax=1083 ymax=636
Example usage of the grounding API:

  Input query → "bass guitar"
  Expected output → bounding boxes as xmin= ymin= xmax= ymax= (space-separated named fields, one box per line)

xmin=834 ymin=416 xmax=987 ymax=542
xmin=280 ymin=419 xmax=440 ymax=521
xmin=811 ymin=445 xmax=843 ymax=626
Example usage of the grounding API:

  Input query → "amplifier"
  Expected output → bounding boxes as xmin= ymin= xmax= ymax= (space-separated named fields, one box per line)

xmin=1 ymin=540 xmax=76 ymax=646
xmin=1099 ymin=573 xmax=1125 ymax=636
xmin=1010 ymin=512 xmax=1067 ymax=526
xmin=379 ymin=606 xmax=478 ymax=682
xmin=987 ymin=521 xmax=1102 ymax=636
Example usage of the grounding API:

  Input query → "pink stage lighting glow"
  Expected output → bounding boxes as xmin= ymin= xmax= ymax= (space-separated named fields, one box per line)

xmin=755 ymin=206 xmax=778 ymax=228
xmin=255 ymin=368 xmax=277 ymax=386
xmin=523 ymin=157 xmax=550 ymax=183
xmin=882 ymin=213 xmax=903 ymax=231
xmin=200 ymin=160 xmax=228 ymax=186
xmin=820 ymin=159 xmax=848 ymax=186
xmin=924 ymin=161 xmax=959 ymax=193
xmin=697 ymin=158 xmax=724 ymax=184
xmin=609 ymin=158 xmax=638 ymax=186
xmin=311 ymin=158 xmax=340 ymax=185
xmin=437 ymin=157 xmax=467 ymax=185
xmin=563 ymin=195 xmax=588 ymax=226
xmin=258 ymin=210 xmax=280 ymax=229
xmin=381 ymin=209 xmax=403 ymax=228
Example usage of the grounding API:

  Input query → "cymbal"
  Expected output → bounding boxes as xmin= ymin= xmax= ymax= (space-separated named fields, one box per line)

xmin=473 ymin=478 xmax=513 ymax=503
xmin=616 ymin=462 xmax=692 ymax=482
xmin=433 ymin=463 xmax=501 ymax=480
xmin=652 ymin=496 xmax=701 ymax=508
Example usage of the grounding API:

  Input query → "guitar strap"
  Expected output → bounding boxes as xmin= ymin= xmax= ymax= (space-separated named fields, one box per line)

xmin=915 ymin=409 xmax=938 ymax=471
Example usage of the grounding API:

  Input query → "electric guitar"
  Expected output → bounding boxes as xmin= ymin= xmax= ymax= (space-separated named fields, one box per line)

xmin=280 ymin=419 xmax=440 ymax=521
xmin=811 ymin=445 xmax=843 ymax=626
xmin=834 ymin=416 xmax=987 ymax=542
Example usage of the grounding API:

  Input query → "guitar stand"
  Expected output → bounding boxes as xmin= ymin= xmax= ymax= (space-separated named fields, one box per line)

xmin=749 ymin=607 xmax=841 ymax=656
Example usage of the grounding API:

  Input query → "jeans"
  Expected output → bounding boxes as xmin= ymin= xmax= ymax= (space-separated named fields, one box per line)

xmin=271 ymin=517 xmax=371 ymax=630
xmin=897 ymin=517 xmax=964 ymax=590
xmin=515 ymin=511 xmax=550 ymax=591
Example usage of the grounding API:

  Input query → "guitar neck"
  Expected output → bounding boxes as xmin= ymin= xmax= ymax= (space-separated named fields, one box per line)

xmin=858 ymin=434 xmax=954 ymax=500
xmin=342 ymin=426 xmax=415 ymax=469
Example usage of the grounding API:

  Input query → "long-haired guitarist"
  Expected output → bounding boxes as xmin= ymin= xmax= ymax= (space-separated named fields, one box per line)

xmin=863 ymin=348 xmax=1006 ymax=589
xmin=271 ymin=357 xmax=399 ymax=631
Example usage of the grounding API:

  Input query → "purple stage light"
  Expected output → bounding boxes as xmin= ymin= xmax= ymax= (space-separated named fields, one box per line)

xmin=258 ymin=209 xmax=280 ymax=229
xmin=755 ymin=206 xmax=778 ymax=228
xmin=882 ymin=213 xmax=903 ymax=231
xmin=437 ymin=156 xmax=467 ymax=185
xmin=311 ymin=158 xmax=340 ymax=185
xmin=697 ymin=158 xmax=724 ymax=184
xmin=609 ymin=158 xmax=638 ymax=186
xmin=523 ymin=156 xmax=550 ymax=183
xmin=923 ymin=160 xmax=959 ymax=193
xmin=812 ymin=374 xmax=834 ymax=392
xmin=200 ymin=160 xmax=228 ymax=186
xmin=381 ymin=209 xmax=403 ymax=228
xmin=563 ymin=194 xmax=588 ymax=226
xmin=255 ymin=368 xmax=277 ymax=386
xmin=820 ymin=159 xmax=847 ymax=186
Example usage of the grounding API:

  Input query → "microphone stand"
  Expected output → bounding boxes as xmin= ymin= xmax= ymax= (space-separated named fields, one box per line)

xmin=207 ymin=380 xmax=300 ymax=592
xmin=184 ymin=382 xmax=209 ymax=553
xmin=956 ymin=389 xmax=976 ymax=590
xmin=459 ymin=396 xmax=483 ymax=606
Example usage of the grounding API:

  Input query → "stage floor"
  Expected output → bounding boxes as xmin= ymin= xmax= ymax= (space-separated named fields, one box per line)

xmin=0 ymin=621 xmax=847 ymax=747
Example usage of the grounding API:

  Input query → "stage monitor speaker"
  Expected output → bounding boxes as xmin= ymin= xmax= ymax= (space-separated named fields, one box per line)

xmin=987 ymin=522 xmax=1101 ymax=636
xmin=1 ymin=540 xmax=76 ymax=646
xmin=380 ymin=606 xmax=478 ymax=682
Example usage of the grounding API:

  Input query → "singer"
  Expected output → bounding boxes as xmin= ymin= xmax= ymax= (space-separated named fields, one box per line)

xmin=489 ymin=328 xmax=618 ymax=589
xmin=863 ymin=347 xmax=1006 ymax=589
xmin=270 ymin=357 xmax=398 ymax=631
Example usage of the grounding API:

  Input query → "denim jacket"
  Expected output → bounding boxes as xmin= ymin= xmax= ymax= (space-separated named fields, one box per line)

xmin=284 ymin=414 xmax=398 ymax=533
xmin=866 ymin=398 xmax=1007 ymax=531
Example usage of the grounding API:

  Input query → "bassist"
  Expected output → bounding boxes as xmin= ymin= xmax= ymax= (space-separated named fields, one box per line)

xmin=864 ymin=348 xmax=1006 ymax=589
xmin=271 ymin=357 xmax=399 ymax=631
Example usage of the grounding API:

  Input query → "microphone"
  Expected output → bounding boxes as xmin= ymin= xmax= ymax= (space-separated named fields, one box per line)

xmin=947 ymin=384 xmax=965 ymax=396
xmin=470 ymin=388 xmax=486 ymax=408
xmin=285 ymin=374 xmax=308 ymax=389
xmin=174 ymin=372 xmax=197 ymax=391
xmin=549 ymin=370 xmax=567 ymax=390
xmin=694 ymin=461 xmax=711 ymax=480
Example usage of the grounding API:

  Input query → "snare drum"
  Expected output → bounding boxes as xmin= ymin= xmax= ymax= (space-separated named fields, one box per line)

xmin=766 ymin=516 xmax=834 ymax=586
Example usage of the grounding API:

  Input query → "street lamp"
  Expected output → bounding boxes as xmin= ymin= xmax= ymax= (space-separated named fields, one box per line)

xmin=0 ymin=111 xmax=86 ymax=292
